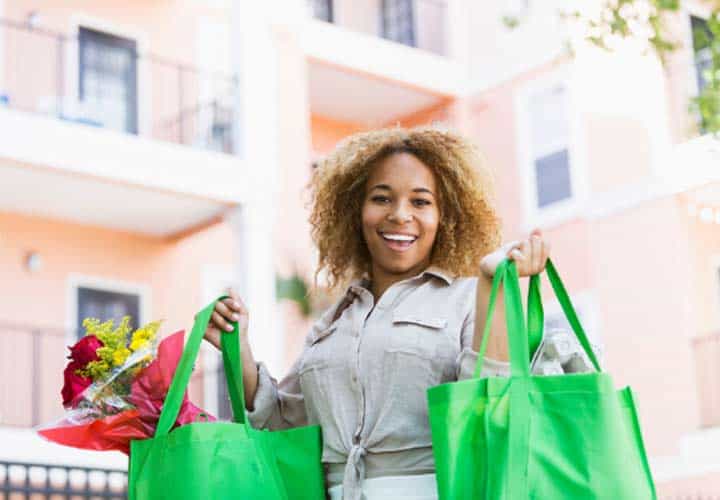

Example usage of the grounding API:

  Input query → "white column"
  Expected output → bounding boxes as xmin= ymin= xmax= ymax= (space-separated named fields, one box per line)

xmin=444 ymin=0 xmax=473 ymax=80
xmin=230 ymin=1 xmax=285 ymax=375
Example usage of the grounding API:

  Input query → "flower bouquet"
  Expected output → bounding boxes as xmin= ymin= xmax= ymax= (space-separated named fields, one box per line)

xmin=38 ymin=317 xmax=215 ymax=454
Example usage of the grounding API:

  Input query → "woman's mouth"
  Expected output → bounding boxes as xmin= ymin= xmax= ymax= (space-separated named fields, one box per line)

xmin=379 ymin=232 xmax=418 ymax=252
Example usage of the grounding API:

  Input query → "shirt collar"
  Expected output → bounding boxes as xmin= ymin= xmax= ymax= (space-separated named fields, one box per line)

xmin=347 ymin=265 xmax=454 ymax=296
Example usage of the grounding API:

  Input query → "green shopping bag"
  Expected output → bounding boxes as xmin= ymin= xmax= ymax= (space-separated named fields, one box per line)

xmin=128 ymin=297 xmax=325 ymax=500
xmin=427 ymin=259 xmax=656 ymax=499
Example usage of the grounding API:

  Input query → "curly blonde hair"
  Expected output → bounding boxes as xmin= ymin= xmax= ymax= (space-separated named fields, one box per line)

xmin=309 ymin=127 xmax=502 ymax=291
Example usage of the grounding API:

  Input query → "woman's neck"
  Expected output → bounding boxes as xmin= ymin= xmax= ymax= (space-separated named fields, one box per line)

xmin=369 ymin=261 xmax=430 ymax=301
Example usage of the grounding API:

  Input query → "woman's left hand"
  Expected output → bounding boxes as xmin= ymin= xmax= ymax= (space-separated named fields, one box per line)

xmin=480 ymin=228 xmax=551 ymax=279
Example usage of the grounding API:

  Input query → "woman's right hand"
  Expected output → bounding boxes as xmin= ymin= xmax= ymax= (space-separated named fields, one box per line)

xmin=202 ymin=290 xmax=249 ymax=350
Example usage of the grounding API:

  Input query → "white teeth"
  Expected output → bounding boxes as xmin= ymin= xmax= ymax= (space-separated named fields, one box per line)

xmin=382 ymin=233 xmax=416 ymax=242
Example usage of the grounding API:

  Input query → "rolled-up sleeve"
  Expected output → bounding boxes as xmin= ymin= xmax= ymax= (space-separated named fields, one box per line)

xmin=456 ymin=314 xmax=510 ymax=380
xmin=246 ymin=355 xmax=308 ymax=430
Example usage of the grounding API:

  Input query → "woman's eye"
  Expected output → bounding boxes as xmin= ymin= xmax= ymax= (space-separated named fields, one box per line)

xmin=371 ymin=195 xmax=390 ymax=203
xmin=412 ymin=199 xmax=431 ymax=207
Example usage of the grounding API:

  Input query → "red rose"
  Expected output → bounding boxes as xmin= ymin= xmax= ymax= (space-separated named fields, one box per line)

xmin=69 ymin=335 xmax=103 ymax=366
xmin=61 ymin=335 xmax=103 ymax=408
xmin=61 ymin=361 xmax=93 ymax=408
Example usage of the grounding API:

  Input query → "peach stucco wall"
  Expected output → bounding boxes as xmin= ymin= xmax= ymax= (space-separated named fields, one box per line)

xmin=590 ymin=197 xmax=700 ymax=456
xmin=455 ymin=56 xmax=710 ymax=463
xmin=311 ymin=114 xmax=367 ymax=155
xmin=4 ymin=0 xmax=227 ymax=66
xmin=0 ymin=210 xmax=236 ymax=424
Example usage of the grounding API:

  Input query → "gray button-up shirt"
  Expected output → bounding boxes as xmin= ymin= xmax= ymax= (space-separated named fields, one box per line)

xmin=247 ymin=267 xmax=510 ymax=499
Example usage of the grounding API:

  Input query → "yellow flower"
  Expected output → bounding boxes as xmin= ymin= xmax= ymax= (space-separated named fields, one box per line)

xmin=112 ymin=347 xmax=131 ymax=367
xmin=129 ymin=337 xmax=149 ymax=352
xmin=82 ymin=360 xmax=111 ymax=380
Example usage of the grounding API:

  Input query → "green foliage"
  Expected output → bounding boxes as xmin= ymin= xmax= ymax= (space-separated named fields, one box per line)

xmin=561 ymin=0 xmax=719 ymax=135
xmin=276 ymin=273 xmax=311 ymax=317
xmin=501 ymin=15 xmax=521 ymax=30
xmin=690 ymin=12 xmax=720 ymax=135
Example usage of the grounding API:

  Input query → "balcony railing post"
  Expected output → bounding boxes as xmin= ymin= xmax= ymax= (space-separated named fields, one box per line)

xmin=1 ymin=17 xmax=239 ymax=153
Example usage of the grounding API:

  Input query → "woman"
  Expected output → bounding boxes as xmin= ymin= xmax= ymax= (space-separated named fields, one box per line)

xmin=203 ymin=128 xmax=550 ymax=500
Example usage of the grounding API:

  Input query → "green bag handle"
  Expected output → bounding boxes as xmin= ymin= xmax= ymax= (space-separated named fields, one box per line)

xmin=473 ymin=259 xmax=530 ymax=378
xmin=527 ymin=273 xmax=544 ymax=360
xmin=473 ymin=259 xmax=601 ymax=378
xmin=156 ymin=296 xmax=247 ymax=437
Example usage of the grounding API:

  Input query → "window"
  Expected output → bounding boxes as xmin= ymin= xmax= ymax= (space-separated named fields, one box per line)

xmin=76 ymin=287 xmax=140 ymax=339
xmin=79 ymin=27 xmax=138 ymax=134
xmin=691 ymin=15 xmax=714 ymax=95
xmin=308 ymin=0 xmax=333 ymax=22
xmin=382 ymin=0 xmax=415 ymax=47
xmin=528 ymin=84 xmax=572 ymax=209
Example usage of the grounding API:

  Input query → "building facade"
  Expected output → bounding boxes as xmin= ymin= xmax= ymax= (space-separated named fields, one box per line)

xmin=1 ymin=0 xmax=719 ymax=497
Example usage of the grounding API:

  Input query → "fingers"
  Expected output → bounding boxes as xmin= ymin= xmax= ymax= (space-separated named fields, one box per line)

xmin=530 ymin=233 xmax=542 ymax=271
xmin=509 ymin=240 xmax=529 ymax=262
xmin=212 ymin=311 xmax=234 ymax=332
xmin=212 ymin=290 xmax=249 ymax=335
xmin=541 ymin=239 xmax=551 ymax=266
xmin=215 ymin=299 xmax=237 ymax=318
xmin=506 ymin=229 xmax=550 ymax=277
xmin=224 ymin=290 xmax=248 ymax=314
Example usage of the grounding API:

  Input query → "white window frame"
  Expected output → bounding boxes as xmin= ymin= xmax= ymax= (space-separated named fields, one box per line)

xmin=66 ymin=14 xmax=151 ymax=137
xmin=515 ymin=66 xmax=589 ymax=232
xmin=65 ymin=274 xmax=150 ymax=348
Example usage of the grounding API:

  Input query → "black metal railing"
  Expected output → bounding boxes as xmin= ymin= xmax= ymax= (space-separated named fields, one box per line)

xmin=307 ymin=0 xmax=447 ymax=56
xmin=0 ymin=18 xmax=238 ymax=154
xmin=0 ymin=461 xmax=127 ymax=499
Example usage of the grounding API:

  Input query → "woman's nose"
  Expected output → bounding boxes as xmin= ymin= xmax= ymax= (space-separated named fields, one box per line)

xmin=387 ymin=203 xmax=412 ymax=223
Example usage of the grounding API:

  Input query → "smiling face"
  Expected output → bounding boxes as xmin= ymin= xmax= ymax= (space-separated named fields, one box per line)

xmin=361 ymin=152 xmax=440 ymax=287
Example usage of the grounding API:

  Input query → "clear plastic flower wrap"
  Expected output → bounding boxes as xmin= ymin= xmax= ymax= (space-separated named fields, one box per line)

xmin=37 ymin=317 xmax=215 ymax=454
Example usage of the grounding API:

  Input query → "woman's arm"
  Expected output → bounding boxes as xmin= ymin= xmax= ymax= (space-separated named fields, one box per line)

xmin=204 ymin=291 xmax=309 ymax=430
xmin=203 ymin=292 xmax=259 ymax=410
xmin=473 ymin=273 xmax=510 ymax=360
xmin=474 ymin=229 xmax=551 ymax=361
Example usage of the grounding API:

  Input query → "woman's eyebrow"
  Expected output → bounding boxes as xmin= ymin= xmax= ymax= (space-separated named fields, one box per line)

xmin=369 ymin=184 xmax=434 ymax=196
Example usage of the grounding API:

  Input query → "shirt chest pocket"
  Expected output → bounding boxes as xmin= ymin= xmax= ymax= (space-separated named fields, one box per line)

xmin=389 ymin=313 xmax=455 ymax=364
xmin=377 ymin=313 xmax=457 ymax=425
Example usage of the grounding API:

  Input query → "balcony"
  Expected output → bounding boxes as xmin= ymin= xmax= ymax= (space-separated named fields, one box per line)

xmin=303 ymin=0 xmax=466 ymax=125
xmin=0 ymin=18 xmax=245 ymax=237
xmin=0 ymin=322 xmax=207 ymax=429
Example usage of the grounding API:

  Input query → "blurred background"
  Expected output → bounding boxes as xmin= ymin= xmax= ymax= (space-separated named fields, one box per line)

xmin=0 ymin=0 xmax=719 ymax=497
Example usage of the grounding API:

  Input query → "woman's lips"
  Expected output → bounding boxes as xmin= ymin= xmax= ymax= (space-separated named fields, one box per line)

xmin=380 ymin=233 xmax=417 ymax=253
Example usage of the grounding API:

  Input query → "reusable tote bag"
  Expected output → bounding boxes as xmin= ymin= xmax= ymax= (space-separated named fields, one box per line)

xmin=427 ymin=259 xmax=656 ymax=499
xmin=128 ymin=297 xmax=325 ymax=500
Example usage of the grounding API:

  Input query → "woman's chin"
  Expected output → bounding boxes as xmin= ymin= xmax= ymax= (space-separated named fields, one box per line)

xmin=375 ymin=258 xmax=426 ymax=276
